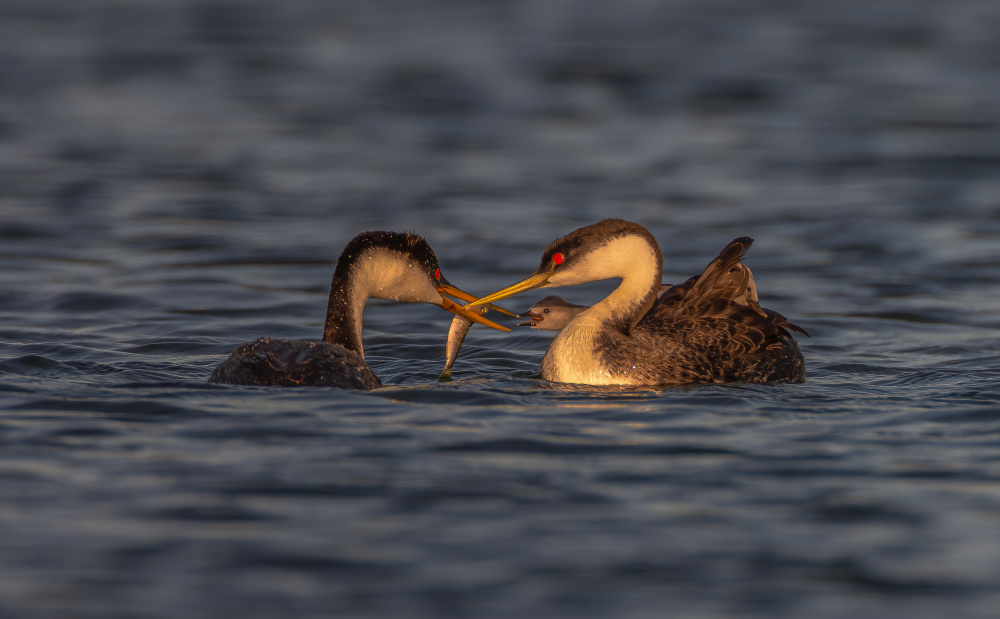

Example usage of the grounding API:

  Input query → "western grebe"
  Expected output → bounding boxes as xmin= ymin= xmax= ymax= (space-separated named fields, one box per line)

xmin=468 ymin=219 xmax=807 ymax=386
xmin=210 ymin=230 xmax=509 ymax=389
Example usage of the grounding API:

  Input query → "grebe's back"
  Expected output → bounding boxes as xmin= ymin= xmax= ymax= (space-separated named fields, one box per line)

xmin=595 ymin=237 xmax=807 ymax=385
xmin=210 ymin=338 xmax=381 ymax=389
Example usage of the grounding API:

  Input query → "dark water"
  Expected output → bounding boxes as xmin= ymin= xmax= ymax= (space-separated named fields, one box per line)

xmin=3 ymin=1 xmax=1000 ymax=617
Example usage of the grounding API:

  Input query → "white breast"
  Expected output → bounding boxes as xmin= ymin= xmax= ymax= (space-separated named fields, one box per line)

xmin=540 ymin=310 xmax=633 ymax=385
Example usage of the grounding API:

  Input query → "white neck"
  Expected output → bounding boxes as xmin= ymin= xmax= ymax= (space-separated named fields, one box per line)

xmin=548 ymin=234 xmax=660 ymax=327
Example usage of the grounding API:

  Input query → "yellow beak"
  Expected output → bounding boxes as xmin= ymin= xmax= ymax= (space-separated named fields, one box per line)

xmin=436 ymin=295 xmax=510 ymax=331
xmin=437 ymin=283 xmax=517 ymax=317
xmin=466 ymin=271 xmax=554 ymax=309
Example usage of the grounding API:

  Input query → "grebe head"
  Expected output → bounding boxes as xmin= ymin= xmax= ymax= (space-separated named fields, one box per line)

xmin=470 ymin=219 xmax=660 ymax=307
xmin=338 ymin=231 xmax=509 ymax=330
xmin=517 ymin=295 xmax=589 ymax=330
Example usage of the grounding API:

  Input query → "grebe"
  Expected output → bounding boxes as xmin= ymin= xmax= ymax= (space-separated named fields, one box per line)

xmin=210 ymin=230 xmax=509 ymax=389
xmin=515 ymin=287 xmax=671 ymax=329
xmin=518 ymin=285 xmax=674 ymax=330
xmin=468 ymin=219 xmax=807 ymax=386
xmin=517 ymin=296 xmax=589 ymax=330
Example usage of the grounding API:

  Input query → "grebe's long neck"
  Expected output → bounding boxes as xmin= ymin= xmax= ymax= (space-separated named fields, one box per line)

xmin=560 ymin=231 xmax=662 ymax=333
xmin=323 ymin=267 xmax=366 ymax=357
xmin=322 ymin=245 xmax=438 ymax=358
xmin=596 ymin=247 xmax=661 ymax=334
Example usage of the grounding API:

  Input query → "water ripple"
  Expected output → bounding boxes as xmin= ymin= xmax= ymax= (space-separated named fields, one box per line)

xmin=3 ymin=0 xmax=1000 ymax=617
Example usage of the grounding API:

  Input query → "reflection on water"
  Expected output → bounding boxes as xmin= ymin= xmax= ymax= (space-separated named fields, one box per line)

xmin=3 ymin=0 xmax=1000 ymax=617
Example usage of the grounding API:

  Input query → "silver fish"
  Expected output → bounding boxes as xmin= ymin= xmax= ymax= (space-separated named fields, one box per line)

xmin=439 ymin=304 xmax=492 ymax=381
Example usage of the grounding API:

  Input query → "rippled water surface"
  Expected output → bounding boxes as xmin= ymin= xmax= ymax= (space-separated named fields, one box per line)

xmin=3 ymin=1 xmax=1000 ymax=617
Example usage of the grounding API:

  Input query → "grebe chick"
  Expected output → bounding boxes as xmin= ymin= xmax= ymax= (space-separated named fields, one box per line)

xmin=518 ymin=285 xmax=678 ymax=330
xmin=517 ymin=296 xmax=589 ymax=330
xmin=210 ymin=231 xmax=508 ymax=389
xmin=469 ymin=219 xmax=807 ymax=386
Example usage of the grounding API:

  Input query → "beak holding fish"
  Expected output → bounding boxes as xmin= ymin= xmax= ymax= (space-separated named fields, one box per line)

xmin=438 ymin=293 xmax=589 ymax=381
xmin=434 ymin=278 xmax=514 ymax=332
xmin=436 ymin=285 xmax=514 ymax=381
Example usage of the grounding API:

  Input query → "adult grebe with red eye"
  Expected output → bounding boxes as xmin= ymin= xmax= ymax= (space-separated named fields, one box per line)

xmin=466 ymin=218 xmax=807 ymax=386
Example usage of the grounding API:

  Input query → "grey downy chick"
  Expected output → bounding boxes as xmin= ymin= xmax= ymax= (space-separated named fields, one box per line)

xmin=516 ymin=295 xmax=589 ymax=330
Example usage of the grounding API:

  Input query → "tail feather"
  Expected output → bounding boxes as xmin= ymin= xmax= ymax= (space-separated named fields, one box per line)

xmin=687 ymin=237 xmax=764 ymax=314
xmin=655 ymin=237 xmax=808 ymax=337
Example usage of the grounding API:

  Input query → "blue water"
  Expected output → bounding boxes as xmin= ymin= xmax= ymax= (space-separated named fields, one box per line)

xmin=3 ymin=1 xmax=1000 ymax=617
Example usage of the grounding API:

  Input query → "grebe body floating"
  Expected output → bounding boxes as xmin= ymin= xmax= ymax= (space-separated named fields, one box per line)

xmin=469 ymin=219 xmax=807 ymax=386
xmin=210 ymin=231 xmax=508 ymax=389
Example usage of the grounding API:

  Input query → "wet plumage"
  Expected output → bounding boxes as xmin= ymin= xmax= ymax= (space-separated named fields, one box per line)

xmin=210 ymin=231 xmax=507 ymax=389
xmin=211 ymin=338 xmax=382 ymax=389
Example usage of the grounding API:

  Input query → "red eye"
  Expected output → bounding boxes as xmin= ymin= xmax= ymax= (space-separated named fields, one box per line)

xmin=434 ymin=268 xmax=441 ymax=280
xmin=552 ymin=253 xmax=564 ymax=265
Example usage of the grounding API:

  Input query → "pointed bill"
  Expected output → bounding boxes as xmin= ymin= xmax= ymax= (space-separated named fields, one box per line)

xmin=517 ymin=311 xmax=541 ymax=327
xmin=436 ymin=296 xmax=510 ymax=331
xmin=437 ymin=283 xmax=517 ymax=317
xmin=466 ymin=272 xmax=553 ymax=309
